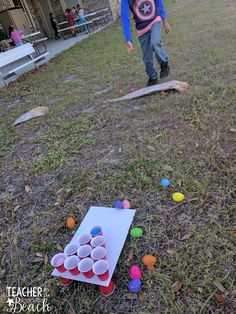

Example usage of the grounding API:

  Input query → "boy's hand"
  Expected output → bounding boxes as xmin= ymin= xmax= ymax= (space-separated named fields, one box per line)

xmin=126 ymin=41 xmax=135 ymax=54
xmin=163 ymin=20 xmax=171 ymax=34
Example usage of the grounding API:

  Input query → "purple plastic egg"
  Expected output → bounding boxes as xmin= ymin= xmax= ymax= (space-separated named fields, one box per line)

xmin=128 ymin=279 xmax=142 ymax=293
xmin=114 ymin=200 xmax=123 ymax=209
xmin=130 ymin=265 xmax=142 ymax=280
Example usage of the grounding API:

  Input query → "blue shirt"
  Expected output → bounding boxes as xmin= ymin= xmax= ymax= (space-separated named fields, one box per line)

xmin=121 ymin=0 xmax=167 ymax=42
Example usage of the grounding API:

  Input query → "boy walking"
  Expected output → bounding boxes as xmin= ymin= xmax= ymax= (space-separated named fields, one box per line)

xmin=49 ymin=13 xmax=60 ymax=40
xmin=121 ymin=0 xmax=171 ymax=86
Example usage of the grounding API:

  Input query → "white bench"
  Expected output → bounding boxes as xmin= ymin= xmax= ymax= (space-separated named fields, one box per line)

xmin=32 ymin=37 xmax=48 ymax=43
xmin=31 ymin=37 xmax=48 ymax=55
xmin=0 ymin=43 xmax=49 ymax=86
xmin=58 ymin=13 xmax=112 ymax=39
xmin=58 ymin=13 xmax=96 ymax=27
xmin=58 ymin=8 xmax=110 ymax=28
xmin=58 ymin=20 xmax=93 ymax=39
xmin=92 ymin=13 xmax=112 ymax=27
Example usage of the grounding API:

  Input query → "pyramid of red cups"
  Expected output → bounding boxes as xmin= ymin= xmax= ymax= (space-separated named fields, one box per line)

xmin=50 ymin=225 xmax=115 ymax=296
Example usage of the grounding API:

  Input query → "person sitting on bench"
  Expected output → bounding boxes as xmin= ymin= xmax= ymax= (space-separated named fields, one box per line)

xmin=9 ymin=25 xmax=24 ymax=47
xmin=76 ymin=4 xmax=90 ymax=33
xmin=65 ymin=8 xmax=76 ymax=37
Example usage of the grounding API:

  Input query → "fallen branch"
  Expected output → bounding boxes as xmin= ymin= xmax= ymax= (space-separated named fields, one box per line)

xmin=110 ymin=80 xmax=189 ymax=102
xmin=13 ymin=106 xmax=49 ymax=126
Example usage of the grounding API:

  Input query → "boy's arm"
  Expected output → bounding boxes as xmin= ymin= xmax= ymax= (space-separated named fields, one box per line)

xmin=121 ymin=0 xmax=135 ymax=53
xmin=121 ymin=0 xmax=132 ymax=43
xmin=156 ymin=0 xmax=171 ymax=33
xmin=156 ymin=0 xmax=167 ymax=20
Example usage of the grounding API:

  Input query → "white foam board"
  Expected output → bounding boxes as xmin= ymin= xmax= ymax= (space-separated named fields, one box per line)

xmin=52 ymin=206 xmax=136 ymax=286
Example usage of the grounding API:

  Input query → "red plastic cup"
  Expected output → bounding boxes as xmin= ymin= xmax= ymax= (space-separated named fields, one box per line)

xmin=99 ymin=280 xmax=115 ymax=296
xmin=78 ymin=233 xmax=92 ymax=245
xmin=60 ymin=277 xmax=73 ymax=286
xmin=78 ymin=258 xmax=94 ymax=279
xmin=64 ymin=255 xmax=80 ymax=275
xmin=91 ymin=236 xmax=105 ymax=248
xmin=90 ymin=225 xmax=103 ymax=237
xmin=64 ymin=243 xmax=79 ymax=256
xmin=93 ymin=260 xmax=109 ymax=281
xmin=77 ymin=245 xmax=92 ymax=259
xmin=91 ymin=247 xmax=106 ymax=261
xmin=51 ymin=253 xmax=66 ymax=272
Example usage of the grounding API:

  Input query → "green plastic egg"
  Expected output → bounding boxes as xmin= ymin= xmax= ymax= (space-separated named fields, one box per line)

xmin=130 ymin=227 xmax=143 ymax=238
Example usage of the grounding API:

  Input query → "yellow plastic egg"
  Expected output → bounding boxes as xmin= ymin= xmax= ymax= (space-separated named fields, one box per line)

xmin=172 ymin=192 xmax=185 ymax=202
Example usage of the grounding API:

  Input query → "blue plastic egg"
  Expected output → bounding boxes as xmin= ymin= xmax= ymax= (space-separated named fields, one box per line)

xmin=160 ymin=178 xmax=170 ymax=187
xmin=92 ymin=228 xmax=100 ymax=235
xmin=114 ymin=200 xmax=123 ymax=209
xmin=128 ymin=279 xmax=142 ymax=293
xmin=90 ymin=226 xmax=102 ymax=236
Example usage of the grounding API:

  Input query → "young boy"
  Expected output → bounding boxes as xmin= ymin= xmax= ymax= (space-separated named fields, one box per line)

xmin=76 ymin=4 xmax=90 ymax=33
xmin=49 ymin=13 xmax=60 ymax=40
xmin=121 ymin=0 xmax=171 ymax=86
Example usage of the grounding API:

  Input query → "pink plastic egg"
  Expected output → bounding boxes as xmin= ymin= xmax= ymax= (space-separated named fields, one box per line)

xmin=130 ymin=265 xmax=142 ymax=280
xmin=122 ymin=199 xmax=131 ymax=209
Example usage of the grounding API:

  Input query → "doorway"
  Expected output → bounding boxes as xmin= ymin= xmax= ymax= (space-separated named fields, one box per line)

xmin=20 ymin=0 xmax=36 ymax=30
xmin=37 ymin=0 xmax=54 ymax=38
xmin=10 ymin=8 xmax=32 ymax=33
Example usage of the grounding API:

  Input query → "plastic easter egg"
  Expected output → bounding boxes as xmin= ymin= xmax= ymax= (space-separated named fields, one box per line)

xmin=122 ymin=199 xmax=131 ymax=209
xmin=130 ymin=265 xmax=142 ymax=280
xmin=160 ymin=178 xmax=170 ymax=187
xmin=172 ymin=192 xmax=185 ymax=202
xmin=142 ymin=255 xmax=157 ymax=269
xmin=130 ymin=87 xmax=136 ymax=93
xmin=91 ymin=226 xmax=102 ymax=236
xmin=114 ymin=200 xmax=123 ymax=209
xmin=128 ymin=279 xmax=142 ymax=293
xmin=130 ymin=227 xmax=143 ymax=238
xmin=66 ymin=217 xmax=75 ymax=229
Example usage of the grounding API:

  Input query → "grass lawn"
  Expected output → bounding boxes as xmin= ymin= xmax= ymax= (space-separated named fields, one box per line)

xmin=0 ymin=0 xmax=235 ymax=312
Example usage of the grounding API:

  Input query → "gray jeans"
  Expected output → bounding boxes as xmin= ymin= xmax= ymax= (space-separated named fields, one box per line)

xmin=138 ymin=21 xmax=169 ymax=79
xmin=0 ymin=39 xmax=10 ymax=51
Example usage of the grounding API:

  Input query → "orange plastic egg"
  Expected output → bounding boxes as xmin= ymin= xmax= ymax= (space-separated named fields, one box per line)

xmin=142 ymin=255 xmax=157 ymax=270
xmin=66 ymin=217 xmax=75 ymax=229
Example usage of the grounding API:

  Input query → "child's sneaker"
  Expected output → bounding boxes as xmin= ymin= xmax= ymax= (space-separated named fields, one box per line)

xmin=160 ymin=62 xmax=170 ymax=78
xmin=147 ymin=77 xmax=158 ymax=86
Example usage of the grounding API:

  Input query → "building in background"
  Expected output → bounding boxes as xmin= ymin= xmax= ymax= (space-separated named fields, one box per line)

xmin=0 ymin=0 xmax=121 ymax=38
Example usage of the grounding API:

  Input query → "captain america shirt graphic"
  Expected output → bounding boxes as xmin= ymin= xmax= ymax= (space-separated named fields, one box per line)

xmin=133 ymin=0 xmax=156 ymax=22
